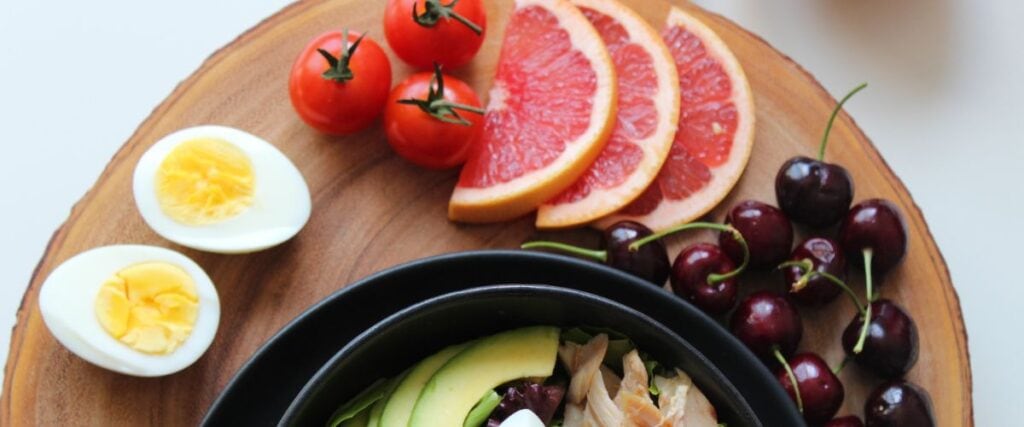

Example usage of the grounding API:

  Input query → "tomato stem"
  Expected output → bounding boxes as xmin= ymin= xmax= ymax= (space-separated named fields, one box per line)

xmin=397 ymin=63 xmax=484 ymax=126
xmin=819 ymin=82 xmax=867 ymax=161
xmin=412 ymin=0 xmax=483 ymax=36
xmin=318 ymin=29 xmax=365 ymax=83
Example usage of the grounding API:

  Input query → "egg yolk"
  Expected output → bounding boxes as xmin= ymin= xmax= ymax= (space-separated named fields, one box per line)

xmin=155 ymin=138 xmax=255 ymax=225
xmin=94 ymin=262 xmax=199 ymax=355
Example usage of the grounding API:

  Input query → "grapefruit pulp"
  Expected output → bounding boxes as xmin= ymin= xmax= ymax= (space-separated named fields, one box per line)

xmin=598 ymin=6 xmax=755 ymax=232
xmin=448 ymin=0 xmax=617 ymax=223
xmin=536 ymin=0 xmax=681 ymax=229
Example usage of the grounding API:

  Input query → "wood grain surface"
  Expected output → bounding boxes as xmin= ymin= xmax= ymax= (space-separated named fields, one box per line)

xmin=1 ymin=0 xmax=971 ymax=425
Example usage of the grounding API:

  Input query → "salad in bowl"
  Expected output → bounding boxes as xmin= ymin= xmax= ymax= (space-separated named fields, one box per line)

xmin=327 ymin=330 xmax=718 ymax=426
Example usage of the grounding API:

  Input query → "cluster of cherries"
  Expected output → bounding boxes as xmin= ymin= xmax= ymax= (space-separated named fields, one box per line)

xmin=524 ymin=85 xmax=935 ymax=426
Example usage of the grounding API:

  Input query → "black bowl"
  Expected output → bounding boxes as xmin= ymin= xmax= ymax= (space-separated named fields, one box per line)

xmin=202 ymin=251 xmax=803 ymax=426
xmin=281 ymin=284 xmax=759 ymax=426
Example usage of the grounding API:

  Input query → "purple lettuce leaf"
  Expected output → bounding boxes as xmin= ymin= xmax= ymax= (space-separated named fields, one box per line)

xmin=486 ymin=382 xmax=566 ymax=427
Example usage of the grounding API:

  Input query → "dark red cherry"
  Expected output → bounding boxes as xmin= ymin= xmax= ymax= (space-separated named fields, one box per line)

xmin=522 ymin=221 xmax=670 ymax=286
xmin=730 ymin=291 xmax=802 ymax=360
xmin=774 ymin=353 xmax=845 ymax=425
xmin=720 ymin=200 xmax=793 ymax=270
xmin=842 ymin=299 xmax=918 ymax=378
xmin=782 ymin=237 xmax=848 ymax=306
xmin=775 ymin=83 xmax=865 ymax=229
xmin=826 ymin=415 xmax=865 ymax=427
xmin=776 ymin=156 xmax=854 ymax=228
xmin=864 ymin=380 xmax=935 ymax=427
xmin=602 ymin=221 xmax=671 ymax=285
xmin=838 ymin=199 xmax=907 ymax=275
xmin=670 ymin=243 xmax=738 ymax=315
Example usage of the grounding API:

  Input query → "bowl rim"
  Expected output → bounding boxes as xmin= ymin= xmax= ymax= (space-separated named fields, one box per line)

xmin=279 ymin=283 xmax=761 ymax=426
xmin=202 ymin=250 xmax=803 ymax=426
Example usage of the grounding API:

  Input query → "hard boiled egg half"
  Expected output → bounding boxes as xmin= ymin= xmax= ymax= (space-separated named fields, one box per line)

xmin=133 ymin=125 xmax=311 ymax=253
xmin=39 ymin=245 xmax=219 ymax=377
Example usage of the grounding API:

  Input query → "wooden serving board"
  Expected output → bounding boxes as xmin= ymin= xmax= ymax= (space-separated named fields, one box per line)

xmin=1 ymin=0 xmax=971 ymax=425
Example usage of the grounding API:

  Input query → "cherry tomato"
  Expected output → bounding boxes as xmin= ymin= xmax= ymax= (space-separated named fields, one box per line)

xmin=384 ymin=0 xmax=487 ymax=69
xmin=289 ymin=30 xmax=392 ymax=135
xmin=384 ymin=67 xmax=484 ymax=169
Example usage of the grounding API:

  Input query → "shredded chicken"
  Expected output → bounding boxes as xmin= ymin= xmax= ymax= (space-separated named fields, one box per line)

xmin=654 ymin=369 xmax=718 ymax=427
xmin=560 ymin=339 xmax=717 ymax=427
xmin=599 ymin=365 xmax=621 ymax=398
xmin=559 ymin=341 xmax=582 ymax=372
xmin=563 ymin=402 xmax=585 ymax=427
xmin=563 ymin=334 xmax=609 ymax=404
xmin=619 ymin=392 xmax=670 ymax=426
xmin=583 ymin=363 xmax=625 ymax=426
xmin=617 ymin=350 xmax=651 ymax=398
xmin=615 ymin=350 xmax=667 ymax=427
xmin=654 ymin=373 xmax=690 ymax=424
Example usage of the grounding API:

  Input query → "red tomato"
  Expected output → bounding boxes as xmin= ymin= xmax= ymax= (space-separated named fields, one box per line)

xmin=289 ymin=30 xmax=392 ymax=135
xmin=384 ymin=69 xmax=484 ymax=169
xmin=384 ymin=0 xmax=487 ymax=69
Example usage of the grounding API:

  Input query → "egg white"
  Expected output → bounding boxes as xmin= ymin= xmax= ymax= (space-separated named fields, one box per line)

xmin=38 ymin=245 xmax=220 ymax=377
xmin=500 ymin=409 xmax=545 ymax=427
xmin=133 ymin=125 xmax=312 ymax=254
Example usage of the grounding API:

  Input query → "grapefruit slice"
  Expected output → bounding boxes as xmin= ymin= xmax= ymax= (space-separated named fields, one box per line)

xmin=597 ymin=6 xmax=755 ymax=232
xmin=448 ymin=0 xmax=617 ymax=223
xmin=534 ymin=0 xmax=680 ymax=229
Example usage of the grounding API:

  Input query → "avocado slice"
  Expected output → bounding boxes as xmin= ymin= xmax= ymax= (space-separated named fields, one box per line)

xmin=338 ymin=409 xmax=370 ymax=427
xmin=365 ymin=397 xmax=385 ymax=427
xmin=379 ymin=343 xmax=470 ymax=426
xmin=327 ymin=378 xmax=390 ymax=427
xmin=365 ymin=374 xmax=405 ymax=427
xmin=408 ymin=326 xmax=560 ymax=427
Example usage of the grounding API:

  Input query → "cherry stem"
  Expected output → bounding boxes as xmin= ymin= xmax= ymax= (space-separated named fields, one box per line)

xmin=816 ymin=271 xmax=866 ymax=313
xmin=833 ymin=355 xmax=851 ymax=375
xmin=521 ymin=241 xmax=607 ymax=263
xmin=819 ymin=82 xmax=868 ymax=161
xmin=777 ymin=259 xmax=865 ymax=313
xmin=853 ymin=249 xmax=874 ymax=354
xmin=773 ymin=346 xmax=803 ymax=414
xmin=628 ymin=222 xmax=748 ymax=285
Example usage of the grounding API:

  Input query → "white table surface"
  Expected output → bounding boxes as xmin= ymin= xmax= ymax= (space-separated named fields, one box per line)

xmin=1 ymin=0 xmax=1020 ymax=423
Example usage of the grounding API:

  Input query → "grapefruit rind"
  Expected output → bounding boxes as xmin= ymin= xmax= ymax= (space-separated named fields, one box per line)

xmin=448 ymin=0 xmax=618 ymax=223
xmin=596 ymin=6 xmax=755 ymax=232
xmin=535 ymin=0 xmax=681 ymax=229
